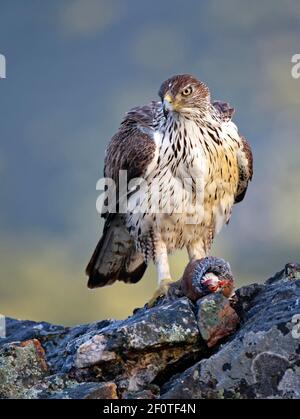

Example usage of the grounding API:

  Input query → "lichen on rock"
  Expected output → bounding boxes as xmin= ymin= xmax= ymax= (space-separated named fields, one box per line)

xmin=1 ymin=262 xmax=300 ymax=399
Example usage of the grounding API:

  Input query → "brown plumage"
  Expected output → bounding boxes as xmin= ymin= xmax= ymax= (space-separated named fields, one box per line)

xmin=86 ymin=74 xmax=253 ymax=303
xmin=86 ymin=104 xmax=158 ymax=288
xmin=235 ymin=136 xmax=253 ymax=203
xmin=103 ymin=103 xmax=158 ymax=185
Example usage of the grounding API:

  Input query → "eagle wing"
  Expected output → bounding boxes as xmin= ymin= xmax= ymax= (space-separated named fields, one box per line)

xmin=103 ymin=102 xmax=159 ymax=214
xmin=235 ymin=136 xmax=253 ymax=203
xmin=104 ymin=102 xmax=159 ymax=180
xmin=86 ymin=103 xmax=159 ymax=288
xmin=213 ymin=100 xmax=235 ymax=122
xmin=213 ymin=100 xmax=253 ymax=203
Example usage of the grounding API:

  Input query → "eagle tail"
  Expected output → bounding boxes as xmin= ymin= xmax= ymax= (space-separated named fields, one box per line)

xmin=86 ymin=216 xmax=147 ymax=289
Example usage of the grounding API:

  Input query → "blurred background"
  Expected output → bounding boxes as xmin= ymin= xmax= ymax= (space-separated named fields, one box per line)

xmin=0 ymin=0 xmax=299 ymax=325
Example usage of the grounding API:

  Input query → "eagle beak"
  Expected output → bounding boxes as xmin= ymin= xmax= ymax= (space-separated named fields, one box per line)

xmin=163 ymin=92 xmax=176 ymax=117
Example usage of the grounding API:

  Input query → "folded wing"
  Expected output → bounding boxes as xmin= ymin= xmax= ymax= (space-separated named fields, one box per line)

xmin=213 ymin=100 xmax=253 ymax=203
xmin=86 ymin=103 xmax=159 ymax=288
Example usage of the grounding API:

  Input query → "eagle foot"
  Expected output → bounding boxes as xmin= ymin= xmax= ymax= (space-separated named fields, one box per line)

xmin=146 ymin=278 xmax=173 ymax=308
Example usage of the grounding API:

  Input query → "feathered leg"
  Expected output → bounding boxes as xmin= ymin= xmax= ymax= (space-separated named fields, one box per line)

xmin=187 ymin=228 xmax=214 ymax=261
xmin=147 ymin=240 xmax=172 ymax=307
xmin=187 ymin=240 xmax=206 ymax=261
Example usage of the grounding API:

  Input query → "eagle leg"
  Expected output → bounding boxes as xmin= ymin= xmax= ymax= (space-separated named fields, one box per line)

xmin=146 ymin=240 xmax=173 ymax=307
xmin=187 ymin=240 xmax=207 ymax=261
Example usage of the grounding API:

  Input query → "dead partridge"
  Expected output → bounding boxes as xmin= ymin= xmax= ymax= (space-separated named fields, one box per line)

xmin=179 ymin=256 xmax=235 ymax=302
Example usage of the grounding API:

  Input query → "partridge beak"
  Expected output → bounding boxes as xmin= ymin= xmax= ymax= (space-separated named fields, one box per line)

xmin=201 ymin=273 xmax=234 ymax=297
xmin=218 ymin=278 xmax=234 ymax=298
xmin=201 ymin=273 xmax=220 ymax=293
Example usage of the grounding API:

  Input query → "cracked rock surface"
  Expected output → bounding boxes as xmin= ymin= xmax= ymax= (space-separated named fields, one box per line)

xmin=1 ymin=263 xmax=300 ymax=399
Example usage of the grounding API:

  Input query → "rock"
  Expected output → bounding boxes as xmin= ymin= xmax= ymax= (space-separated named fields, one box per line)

xmin=123 ymin=389 xmax=156 ymax=399
xmin=76 ymin=335 xmax=118 ymax=368
xmin=47 ymin=382 xmax=118 ymax=400
xmin=1 ymin=317 xmax=111 ymax=373
xmin=0 ymin=339 xmax=48 ymax=399
xmin=161 ymin=274 xmax=300 ymax=399
xmin=197 ymin=293 xmax=240 ymax=347
xmin=266 ymin=262 xmax=300 ymax=284
xmin=74 ymin=298 xmax=205 ymax=393
xmin=75 ymin=298 xmax=200 ymax=365
xmin=278 ymin=368 xmax=300 ymax=398
xmin=0 ymin=264 xmax=300 ymax=399
xmin=232 ymin=283 xmax=264 ymax=317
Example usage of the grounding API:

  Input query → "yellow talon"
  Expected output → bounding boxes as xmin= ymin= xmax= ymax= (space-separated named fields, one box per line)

xmin=147 ymin=278 xmax=173 ymax=308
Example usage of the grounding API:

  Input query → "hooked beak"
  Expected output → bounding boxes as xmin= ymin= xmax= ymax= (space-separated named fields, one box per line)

xmin=163 ymin=92 xmax=177 ymax=117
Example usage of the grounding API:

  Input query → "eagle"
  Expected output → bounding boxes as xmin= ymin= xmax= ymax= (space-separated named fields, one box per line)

xmin=86 ymin=74 xmax=253 ymax=306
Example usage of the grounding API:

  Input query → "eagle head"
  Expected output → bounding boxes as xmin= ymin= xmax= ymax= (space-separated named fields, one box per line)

xmin=158 ymin=74 xmax=210 ymax=116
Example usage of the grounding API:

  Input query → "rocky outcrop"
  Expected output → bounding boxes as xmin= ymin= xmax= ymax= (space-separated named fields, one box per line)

xmin=1 ymin=263 xmax=300 ymax=399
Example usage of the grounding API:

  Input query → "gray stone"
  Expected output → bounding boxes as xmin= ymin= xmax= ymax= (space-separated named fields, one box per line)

xmin=161 ymin=274 xmax=300 ymax=399
xmin=46 ymin=381 xmax=118 ymax=399
xmin=1 ymin=264 xmax=300 ymax=399
xmin=0 ymin=339 xmax=48 ymax=399
xmin=75 ymin=298 xmax=200 ymax=368
xmin=196 ymin=293 xmax=239 ymax=347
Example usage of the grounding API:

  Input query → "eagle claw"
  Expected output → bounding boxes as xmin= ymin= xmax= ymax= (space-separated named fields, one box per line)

xmin=146 ymin=278 xmax=173 ymax=308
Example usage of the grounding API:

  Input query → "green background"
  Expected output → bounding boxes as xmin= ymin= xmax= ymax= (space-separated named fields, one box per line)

xmin=0 ymin=0 xmax=299 ymax=324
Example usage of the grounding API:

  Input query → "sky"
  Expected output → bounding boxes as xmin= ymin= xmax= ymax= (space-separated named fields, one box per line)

xmin=0 ymin=0 xmax=300 ymax=324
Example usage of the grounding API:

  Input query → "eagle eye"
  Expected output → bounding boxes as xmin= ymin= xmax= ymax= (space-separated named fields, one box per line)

xmin=182 ymin=86 xmax=193 ymax=96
